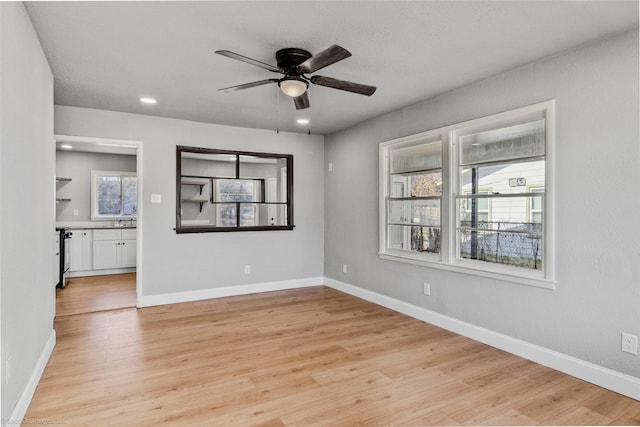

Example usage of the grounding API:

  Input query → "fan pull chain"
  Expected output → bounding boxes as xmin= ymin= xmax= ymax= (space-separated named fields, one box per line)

xmin=276 ymin=88 xmax=280 ymax=134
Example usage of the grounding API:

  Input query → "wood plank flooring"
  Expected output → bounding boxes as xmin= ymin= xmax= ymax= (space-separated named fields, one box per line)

xmin=56 ymin=273 xmax=136 ymax=316
xmin=27 ymin=286 xmax=640 ymax=426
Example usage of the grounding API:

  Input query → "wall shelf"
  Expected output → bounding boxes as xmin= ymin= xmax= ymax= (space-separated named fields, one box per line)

xmin=56 ymin=198 xmax=71 ymax=203
xmin=56 ymin=177 xmax=72 ymax=182
xmin=181 ymin=180 xmax=206 ymax=195
xmin=180 ymin=199 xmax=208 ymax=212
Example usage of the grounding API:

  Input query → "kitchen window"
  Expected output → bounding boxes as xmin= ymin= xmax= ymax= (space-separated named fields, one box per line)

xmin=91 ymin=170 xmax=137 ymax=219
xmin=380 ymin=100 xmax=555 ymax=287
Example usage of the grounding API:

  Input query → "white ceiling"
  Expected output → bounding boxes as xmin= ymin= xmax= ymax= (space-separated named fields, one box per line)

xmin=27 ymin=1 xmax=638 ymax=136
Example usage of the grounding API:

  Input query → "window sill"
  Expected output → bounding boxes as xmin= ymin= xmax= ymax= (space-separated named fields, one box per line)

xmin=176 ymin=225 xmax=295 ymax=233
xmin=378 ymin=252 xmax=555 ymax=290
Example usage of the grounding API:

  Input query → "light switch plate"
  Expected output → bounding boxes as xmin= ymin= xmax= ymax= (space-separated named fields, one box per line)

xmin=151 ymin=194 xmax=162 ymax=204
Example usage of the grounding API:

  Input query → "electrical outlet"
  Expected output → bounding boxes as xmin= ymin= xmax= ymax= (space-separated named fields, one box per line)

xmin=72 ymin=208 xmax=79 ymax=216
xmin=423 ymin=282 xmax=431 ymax=296
xmin=329 ymin=162 xmax=333 ymax=172
xmin=244 ymin=265 xmax=251 ymax=275
xmin=342 ymin=263 xmax=347 ymax=274
xmin=622 ymin=332 xmax=638 ymax=355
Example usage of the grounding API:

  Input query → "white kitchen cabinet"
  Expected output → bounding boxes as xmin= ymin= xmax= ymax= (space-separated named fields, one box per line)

xmin=93 ymin=228 xmax=137 ymax=270
xmin=121 ymin=239 xmax=136 ymax=268
xmin=69 ymin=229 xmax=92 ymax=271
xmin=93 ymin=239 xmax=121 ymax=269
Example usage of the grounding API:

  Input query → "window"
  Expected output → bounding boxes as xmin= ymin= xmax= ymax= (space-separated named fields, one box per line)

xmin=380 ymin=101 xmax=554 ymax=287
xmin=529 ymin=187 xmax=544 ymax=223
xmin=176 ymin=146 xmax=293 ymax=233
xmin=215 ymin=179 xmax=263 ymax=227
xmin=463 ymin=190 xmax=490 ymax=223
xmin=91 ymin=170 xmax=137 ymax=219
xmin=383 ymin=136 xmax=442 ymax=259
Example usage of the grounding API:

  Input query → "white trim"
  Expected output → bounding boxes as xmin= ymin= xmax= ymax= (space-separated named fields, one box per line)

xmin=137 ymin=277 xmax=323 ymax=308
xmin=68 ymin=267 xmax=135 ymax=278
xmin=9 ymin=330 xmax=56 ymax=423
xmin=378 ymin=252 xmax=555 ymax=289
xmin=54 ymin=134 xmax=144 ymax=313
xmin=379 ymin=100 xmax=556 ymax=285
xmin=323 ymin=277 xmax=640 ymax=401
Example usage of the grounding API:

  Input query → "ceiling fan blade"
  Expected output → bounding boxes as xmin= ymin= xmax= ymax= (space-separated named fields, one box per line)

xmin=310 ymin=75 xmax=376 ymax=96
xmin=293 ymin=92 xmax=310 ymax=110
xmin=218 ymin=79 xmax=279 ymax=93
xmin=215 ymin=50 xmax=280 ymax=73
xmin=298 ymin=45 xmax=351 ymax=74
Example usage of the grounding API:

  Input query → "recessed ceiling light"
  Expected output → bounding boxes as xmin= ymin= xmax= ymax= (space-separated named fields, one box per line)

xmin=140 ymin=97 xmax=157 ymax=104
xmin=60 ymin=144 xmax=73 ymax=149
xmin=297 ymin=118 xmax=310 ymax=125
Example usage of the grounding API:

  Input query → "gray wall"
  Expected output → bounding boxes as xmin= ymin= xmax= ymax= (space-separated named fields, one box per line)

xmin=324 ymin=29 xmax=640 ymax=378
xmin=54 ymin=107 xmax=325 ymax=296
xmin=56 ymin=151 xmax=136 ymax=223
xmin=1 ymin=2 xmax=55 ymax=417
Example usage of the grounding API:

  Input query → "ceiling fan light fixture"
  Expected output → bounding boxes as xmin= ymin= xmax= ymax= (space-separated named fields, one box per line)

xmin=278 ymin=77 xmax=308 ymax=98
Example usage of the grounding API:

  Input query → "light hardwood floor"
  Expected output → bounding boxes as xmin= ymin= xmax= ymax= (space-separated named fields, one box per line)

xmin=28 ymin=286 xmax=640 ymax=425
xmin=56 ymin=273 xmax=136 ymax=316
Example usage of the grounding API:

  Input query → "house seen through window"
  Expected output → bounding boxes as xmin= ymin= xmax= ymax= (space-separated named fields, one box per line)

xmin=380 ymin=101 xmax=554 ymax=286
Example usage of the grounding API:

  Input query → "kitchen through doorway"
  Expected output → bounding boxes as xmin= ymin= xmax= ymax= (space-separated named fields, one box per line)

xmin=55 ymin=135 xmax=143 ymax=316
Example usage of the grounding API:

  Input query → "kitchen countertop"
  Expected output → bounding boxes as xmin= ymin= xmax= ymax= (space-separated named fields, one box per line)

xmin=56 ymin=223 xmax=136 ymax=230
xmin=65 ymin=225 xmax=136 ymax=230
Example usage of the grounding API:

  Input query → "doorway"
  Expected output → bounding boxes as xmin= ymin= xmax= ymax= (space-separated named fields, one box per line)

xmin=55 ymin=135 xmax=143 ymax=315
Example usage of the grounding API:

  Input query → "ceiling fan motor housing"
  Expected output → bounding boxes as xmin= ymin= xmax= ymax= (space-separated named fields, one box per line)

xmin=275 ymin=48 xmax=312 ymax=73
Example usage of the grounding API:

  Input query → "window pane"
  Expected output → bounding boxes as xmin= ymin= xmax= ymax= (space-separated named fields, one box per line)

xmin=218 ymin=180 xmax=257 ymax=202
xmin=388 ymin=225 xmax=441 ymax=254
xmin=218 ymin=204 xmax=237 ymax=227
xmin=97 ymin=176 xmax=121 ymax=215
xmin=388 ymin=199 xmax=440 ymax=226
xmin=239 ymin=155 xmax=283 ymax=202
xmin=458 ymin=229 xmax=542 ymax=270
xmin=262 ymin=204 xmax=288 ymax=226
xmin=460 ymin=160 xmax=545 ymax=195
xmin=390 ymin=171 xmax=442 ymax=198
xmin=460 ymin=120 xmax=544 ymax=165
xmin=410 ymin=171 xmax=442 ymax=197
xmin=390 ymin=140 xmax=441 ymax=174
xmin=239 ymin=203 xmax=258 ymax=227
xmin=122 ymin=177 xmax=137 ymax=216
xmin=531 ymin=212 xmax=542 ymax=224
xmin=458 ymin=196 xmax=542 ymax=232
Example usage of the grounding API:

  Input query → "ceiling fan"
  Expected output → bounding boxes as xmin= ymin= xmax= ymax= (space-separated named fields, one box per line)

xmin=215 ymin=45 xmax=376 ymax=110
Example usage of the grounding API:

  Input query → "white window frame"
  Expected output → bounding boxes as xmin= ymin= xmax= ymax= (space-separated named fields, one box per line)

xmin=379 ymin=131 xmax=445 ymax=264
xmin=91 ymin=170 xmax=137 ymax=220
xmin=379 ymin=100 xmax=555 ymax=289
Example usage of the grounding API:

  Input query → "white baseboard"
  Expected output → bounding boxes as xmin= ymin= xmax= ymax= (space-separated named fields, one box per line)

xmin=9 ymin=330 xmax=56 ymax=422
xmin=137 ymin=277 xmax=324 ymax=308
xmin=68 ymin=267 xmax=135 ymax=278
xmin=323 ymin=277 xmax=640 ymax=401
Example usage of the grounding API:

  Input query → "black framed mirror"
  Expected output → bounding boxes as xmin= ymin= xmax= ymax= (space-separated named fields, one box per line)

xmin=176 ymin=146 xmax=294 ymax=233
